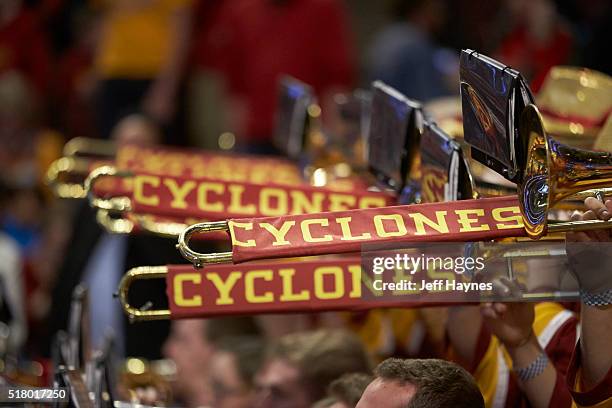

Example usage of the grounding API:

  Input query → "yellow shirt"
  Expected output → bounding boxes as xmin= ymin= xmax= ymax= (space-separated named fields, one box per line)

xmin=95 ymin=0 xmax=191 ymax=78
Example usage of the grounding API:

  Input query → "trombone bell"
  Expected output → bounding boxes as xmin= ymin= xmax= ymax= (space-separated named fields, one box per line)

xmin=519 ymin=104 xmax=612 ymax=238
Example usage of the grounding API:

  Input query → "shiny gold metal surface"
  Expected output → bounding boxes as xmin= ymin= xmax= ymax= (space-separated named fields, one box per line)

xmin=118 ymin=266 xmax=171 ymax=322
xmin=176 ymin=221 xmax=233 ymax=268
xmin=45 ymin=157 xmax=93 ymax=198
xmin=63 ymin=137 xmax=117 ymax=158
xmin=84 ymin=165 xmax=133 ymax=212
xmin=519 ymin=104 xmax=612 ymax=238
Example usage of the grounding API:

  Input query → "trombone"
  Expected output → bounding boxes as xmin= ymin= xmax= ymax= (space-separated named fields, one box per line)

xmin=176 ymin=106 xmax=612 ymax=268
xmin=45 ymin=138 xmax=117 ymax=199
xmin=518 ymin=104 xmax=612 ymax=238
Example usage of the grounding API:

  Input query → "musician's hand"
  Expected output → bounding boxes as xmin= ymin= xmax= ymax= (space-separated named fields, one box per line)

xmin=565 ymin=197 xmax=612 ymax=297
xmin=481 ymin=302 xmax=535 ymax=349
xmin=566 ymin=197 xmax=612 ymax=242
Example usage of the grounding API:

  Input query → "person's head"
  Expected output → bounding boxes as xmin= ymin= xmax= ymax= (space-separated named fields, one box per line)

xmin=391 ymin=0 xmax=446 ymax=34
xmin=210 ymin=336 xmax=265 ymax=408
xmin=356 ymin=358 xmax=484 ymax=408
xmin=314 ymin=372 xmax=374 ymax=408
xmin=110 ymin=114 xmax=162 ymax=146
xmin=254 ymin=329 xmax=372 ymax=408
xmin=163 ymin=317 xmax=262 ymax=400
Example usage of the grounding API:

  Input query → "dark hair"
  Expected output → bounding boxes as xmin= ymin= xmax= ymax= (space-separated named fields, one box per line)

xmin=204 ymin=316 xmax=262 ymax=346
xmin=328 ymin=372 xmax=373 ymax=406
xmin=268 ymin=330 xmax=372 ymax=402
xmin=217 ymin=336 xmax=265 ymax=387
xmin=375 ymin=358 xmax=484 ymax=408
xmin=390 ymin=0 xmax=428 ymax=20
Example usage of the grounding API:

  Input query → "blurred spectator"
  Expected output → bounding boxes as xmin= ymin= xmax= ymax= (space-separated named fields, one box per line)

xmin=0 ymin=179 xmax=26 ymax=354
xmin=163 ymin=317 xmax=262 ymax=408
xmin=0 ymin=0 xmax=51 ymax=108
xmin=254 ymin=329 xmax=372 ymax=408
xmin=366 ymin=0 xmax=457 ymax=102
xmin=55 ymin=5 xmax=99 ymax=138
xmin=209 ymin=336 xmax=265 ymax=408
xmin=0 ymin=71 xmax=38 ymax=187
xmin=185 ymin=0 xmax=236 ymax=149
xmin=356 ymin=358 xmax=484 ymax=407
xmin=44 ymin=114 xmax=183 ymax=361
xmin=313 ymin=372 xmax=373 ymax=408
xmin=209 ymin=0 xmax=356 ymax=154
xmin=93 ymin=0 xmax=193 ymax=141
xmin=495 ymin=0 xmax=573 ymax=92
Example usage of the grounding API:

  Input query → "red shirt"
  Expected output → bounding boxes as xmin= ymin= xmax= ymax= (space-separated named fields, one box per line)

xmin=0 ymin=8 xmax=51 ymax=96
xmin=215 ymin=0 xmax=356 ymax=141
xmin=497 ymin=24 xmax=572 ymax=93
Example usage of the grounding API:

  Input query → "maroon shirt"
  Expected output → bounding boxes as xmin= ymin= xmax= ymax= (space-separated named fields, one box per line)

xmin=204 ymin=0 xmax=356 ymax=141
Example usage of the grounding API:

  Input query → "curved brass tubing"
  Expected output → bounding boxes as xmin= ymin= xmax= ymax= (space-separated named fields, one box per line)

xmin=96 ymin=209 xmax=134 ymax=234
xmin=63 ymin=137 xmax=117 ymax=158
xmin=177 ymin=221 xmax=233 ymax=268
xmin=518 ymin=104 xmax=612 ymax=238
xmin=118 ymin=266 xmax=171 ymax=322
xmin=45 ymin=157 xmax=92 ymax=198
xmin=84 ymin=165 xmax=133 ymax=212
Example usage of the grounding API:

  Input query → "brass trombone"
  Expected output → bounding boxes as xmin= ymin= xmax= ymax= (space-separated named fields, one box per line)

xmin=45 ymin=138 xmax=118 ymax=199
xmin=117 ymin=266 xmax=171 ymax=322
xmin=518 ymin=104 xmax=612 ymax=238
xmin=176 ymin=106 xmax=612 ymax=267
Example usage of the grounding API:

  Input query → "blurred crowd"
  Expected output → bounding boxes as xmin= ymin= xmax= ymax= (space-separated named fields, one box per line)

xmin=0 ymin=0 xmax=610 ymax=406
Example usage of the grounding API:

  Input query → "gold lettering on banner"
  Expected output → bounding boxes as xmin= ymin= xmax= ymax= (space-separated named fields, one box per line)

xmin=260 ymin=188 xmax=288 ymax=216
xmin=492 ymin=206 xmax=524 ymax=229
xmin=228 ymin=185 xmax=256 ymax=215
xmin=328 ymin=195 xmax=356 ymax=211
xmin=336 ymin=217 xmax=372 ymax=241
xmin=197 ymin=182 xmax=224 ymax=212
xmin=245 ymin=270 xmax=274 ymax=303
xmin=455 ymin=209 xmax=490 ymax=232
xmin=228 ymin=221 xmax=256 ymax=247
xmin=347 ymin=265 xmax=362 ymax=298
xmin=301 ymin=219 xmax=332 ymax=243
xmin=174 ymin=273 xmax=202 ymax=307
xmin=279 ymin=268 xmax=311 ymax=301
xmin=207 ymin=272 xmax=242 ymax=305
xmin=164 ymin=179 xmax=196 ymax=209
xmin=408 ymin=211 xmax=449 ymax=235
xmin=133 ymin=175 xmax=160 ymax=206
xmin=290 ymin=191 xmax=325 ymax=214
xmin=314 ymin=267 xmax=345 ymax=300
xmin=374 ymin=214 xmax=407 ymax=237
xmin=259 ymin=221 xmax=295 ymax=246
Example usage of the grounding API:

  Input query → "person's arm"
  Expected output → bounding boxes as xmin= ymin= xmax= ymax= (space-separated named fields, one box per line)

xmin=566 ymin=197 xmax=612 ymax=394
xmin=142 ymin=1 xmax=193 ymax=124
xmin=446 ymin=306 xmax=484 ymax=369
xmin=481 ymin=302 xmax=571 ymax=408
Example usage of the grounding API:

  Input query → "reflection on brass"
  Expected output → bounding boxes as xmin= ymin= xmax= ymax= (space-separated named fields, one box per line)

xmin=85 ymin=165 xmax=133 ymax=212
xmin=177 ymin=221 xmax=233 ymax=268
xmin=96 ymin=209 xmax=134 ymax=234
xmin=519 ymin=104 xmax=612 ymax=238
xmin=118 ymin=266 xmax=170 ymax=322
xmin=63 ymin=137 xmax=117 ymax=158
xmin=45 ymin=157 xmax=92 ymax=198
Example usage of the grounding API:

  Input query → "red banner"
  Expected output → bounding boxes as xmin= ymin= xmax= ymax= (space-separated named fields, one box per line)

xmin=130 ymin=173 xmax=395 ymax=220
xmin=166 ymin=258 xmax=432 ymax=318
xmin=227 ymin=196 xmax=525 ymax=263
xmin=116 ymin=144 xmax=304 ymax=186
